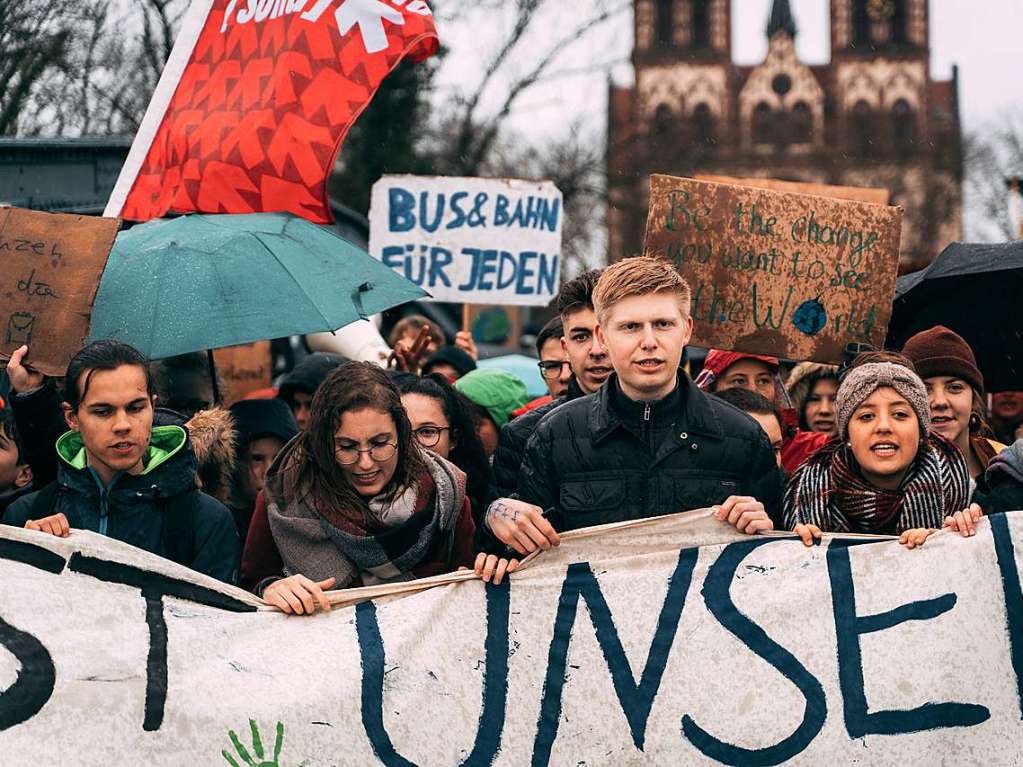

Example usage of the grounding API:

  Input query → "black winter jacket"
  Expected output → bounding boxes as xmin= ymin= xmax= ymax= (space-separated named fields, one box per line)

xmin=5 ymin=426 xmax=240 ymax=583
xmin=514 ymin=375 xmax=783 ymax=531
xmin=492 ymin=377 xmax=585 ymax=498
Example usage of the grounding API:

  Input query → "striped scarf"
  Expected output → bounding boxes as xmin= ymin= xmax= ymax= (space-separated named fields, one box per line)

xmin=783 ymin=435 xmax=969 ymax=534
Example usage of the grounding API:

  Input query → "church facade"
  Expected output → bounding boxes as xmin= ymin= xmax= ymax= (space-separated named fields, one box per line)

xmin=607 ymin=0 xmax=962 ymax=271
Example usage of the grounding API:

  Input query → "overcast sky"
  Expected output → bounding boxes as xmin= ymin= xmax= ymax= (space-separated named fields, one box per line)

xmin=435 ymin=0 xmax=1023 ymax=143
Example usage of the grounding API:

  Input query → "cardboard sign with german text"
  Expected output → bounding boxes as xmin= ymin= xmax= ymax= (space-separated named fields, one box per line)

xmin=0 ymin=208 xmax=120 ymax=376
xmin=642 ymin=175 xmax=903 ymax=363
xmin=213 ymin=341 xmax=272 ymax=405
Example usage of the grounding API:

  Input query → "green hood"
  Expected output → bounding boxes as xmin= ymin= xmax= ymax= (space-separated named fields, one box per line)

xmin=56 ymin=425 xmax=189 ymax=476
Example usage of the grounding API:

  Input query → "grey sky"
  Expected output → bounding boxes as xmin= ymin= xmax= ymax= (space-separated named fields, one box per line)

xmin=435 ymin=1 xmax=1023 ymax=144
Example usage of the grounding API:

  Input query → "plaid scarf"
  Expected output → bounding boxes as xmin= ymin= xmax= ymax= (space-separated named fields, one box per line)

xmin=267 ymin=445 xmax=467 ymax=587
xmin=783 ymin=435 xmax=969 ymax=534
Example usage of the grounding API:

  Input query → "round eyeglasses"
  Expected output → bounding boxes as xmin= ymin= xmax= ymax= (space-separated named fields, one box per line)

xmin=334 ymin=442 xmax=397 ymax=465
xmin=413 ymin=426 xmax=451 ymax=448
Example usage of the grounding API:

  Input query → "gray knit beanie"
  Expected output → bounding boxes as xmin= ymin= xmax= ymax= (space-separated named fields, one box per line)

xmin=836 ymin=362 xmax=931 ymax=439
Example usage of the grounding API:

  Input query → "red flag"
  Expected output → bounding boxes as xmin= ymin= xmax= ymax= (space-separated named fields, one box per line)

xmin=105 ymin=0 xmax=439 ymax=223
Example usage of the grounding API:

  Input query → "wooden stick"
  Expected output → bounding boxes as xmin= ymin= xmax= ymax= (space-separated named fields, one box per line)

xmin=462 ymin=303 xmax=471 ymax=334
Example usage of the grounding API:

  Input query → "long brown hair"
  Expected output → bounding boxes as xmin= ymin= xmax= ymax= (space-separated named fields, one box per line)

xmin=294 ymin=361 xmax=425 ymax=517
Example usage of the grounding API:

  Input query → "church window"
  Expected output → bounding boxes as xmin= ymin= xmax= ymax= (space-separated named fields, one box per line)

xmin=692 ymin=103 xmax=715 ymax=146
xmin=792 ymin=101 xmax=813 ymax=143
xmin=892 ymin=99 xmax=916 ymax=150
xmin=850 ymin=100 xmax=874 ymax=155
xmin=692 ymin=0 xmax=712 ymax=49
xmin=752 ymin=102 xmax=774 ymax=145
xmin=656 ymin=0 xmax=674 ymax=47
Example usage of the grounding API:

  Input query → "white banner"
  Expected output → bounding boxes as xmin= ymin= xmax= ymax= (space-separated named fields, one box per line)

xmin=369 ymin=175 xmax=563 ymax=306
xmin=1 ymin=509 xmax=1022 ymax=765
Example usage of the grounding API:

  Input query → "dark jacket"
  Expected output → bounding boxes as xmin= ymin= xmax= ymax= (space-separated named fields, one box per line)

xmin=513 ymin=375 xmax=783 ymax=531
xmin=5 ymin=426 xmax=240 ymax=583
xmin=492 ymin=376 xmax=585 ymax=498
xmin=985 ymin=438 xmax=1023 ymax=515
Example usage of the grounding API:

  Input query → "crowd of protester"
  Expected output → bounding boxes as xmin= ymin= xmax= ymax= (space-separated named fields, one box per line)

xmin=2 ymin=255 xmax=1022 ymax=615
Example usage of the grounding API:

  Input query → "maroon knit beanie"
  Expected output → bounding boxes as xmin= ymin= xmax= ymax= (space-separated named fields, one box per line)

xmin=901 ymin=326 xmax=984 ymax=394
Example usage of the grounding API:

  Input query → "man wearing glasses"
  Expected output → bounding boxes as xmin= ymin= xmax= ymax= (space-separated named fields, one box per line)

xmin=492 ymin=269 xmax=609 ymax=497
xmin=536 ymin=317 xmax=572 ymax=400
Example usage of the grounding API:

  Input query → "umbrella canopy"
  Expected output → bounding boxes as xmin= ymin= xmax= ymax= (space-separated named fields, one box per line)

xmin=476 ymin=353 xmax=547 ymax=398
xmin=887 ymin=241 xmax=1023 ymax=392
xmin=88 ymin=213 xmax=426 ymax=359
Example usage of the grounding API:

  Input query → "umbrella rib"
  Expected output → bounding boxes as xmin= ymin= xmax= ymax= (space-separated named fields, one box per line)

xmin=251 ymin=232 xmax=336 ymax=332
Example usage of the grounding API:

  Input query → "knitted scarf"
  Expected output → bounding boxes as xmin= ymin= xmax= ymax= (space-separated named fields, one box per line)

xmin=266 ymin=443 xmax=467 ymax=587
xmin=783 ymin=435 xmax=969 ymax=534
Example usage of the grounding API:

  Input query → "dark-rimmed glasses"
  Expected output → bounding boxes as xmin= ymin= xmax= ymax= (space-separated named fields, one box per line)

xmin=538 ymin=360 xmax=571 ymax=380
xmin=413 ymin=426 xmax=451 ymax=448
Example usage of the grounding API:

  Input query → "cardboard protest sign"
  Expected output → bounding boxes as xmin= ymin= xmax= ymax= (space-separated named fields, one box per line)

xmin=0 ymin=207 xmax=119 ymax=376
xmin=105 ymin=1 xmax=439 ymax=223
xmin=213 ymin=340 xmax=272 ymax=405
xmin=2 ymin=509 xmax=1022 ymax=765
xmin=643 ymin=174 xmax=903 ymax=362
xmin=695 ymin=174 xmax=890 ymax=206
xmin=369 ymin=175 xmax=563 ymax=306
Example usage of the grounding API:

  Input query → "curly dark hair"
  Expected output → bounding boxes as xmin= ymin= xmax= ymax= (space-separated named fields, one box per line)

xmin=396 ymin=373 xmax=492 ymax=520
xmin=294 ymin=361 xmax=425 ymax=518
xmin=556 ymin=268 xmax=603 ymax=317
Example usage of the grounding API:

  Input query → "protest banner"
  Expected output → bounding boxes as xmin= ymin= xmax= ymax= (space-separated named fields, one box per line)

xmin=213 ymin=340 xmax=273 ymax=405
xmin=0 ymin=207 xmax=120 ymax=376
xmin=2 ymin=509 xmax=1022 ymax=765
xmin=695 ymin=174 xmax=890 ymax=206
xmin=104 ymin=1 xmax=439 ymax=224
xmin=643 ymin=175 xmax=903 ymax=363
xmin=369 ymin=175 xmax=564 ymax=307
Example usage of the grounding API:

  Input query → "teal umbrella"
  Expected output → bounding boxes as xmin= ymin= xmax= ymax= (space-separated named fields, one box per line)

xmin=87 ymin=212 xmax=426 ymax=359
xmin=477 ymin=353 xmax=548 ymax=398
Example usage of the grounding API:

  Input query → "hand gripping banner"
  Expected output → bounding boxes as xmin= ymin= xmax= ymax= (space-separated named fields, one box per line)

xmin=1 ymin=510 xmax=1022 ymax=764
xmin=104 ymin=0 xmax=439 ymax=223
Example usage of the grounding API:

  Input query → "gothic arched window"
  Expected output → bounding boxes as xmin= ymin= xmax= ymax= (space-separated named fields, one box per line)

xmin=891 ymin=0 xmax=908 ymax=43
xmin=852 ymin=1 xmax=871 ymax=48
xmin=892 ymin=99 xmax=916 ymax=150
xmin=792 ymin=101 xmax=813 ymax=144
xmin=652 ymin=103 xmax=674 ymax=143
xmin=692 ymin=103 xmax=715 ymax=147
xmin=850 ymin=100 xmax=874 ymax=156
xmin=692 ymin=0 xmax=711 ymax=49
xmin=752 ymin=102 xmax=773 ymax=146
xmin=655 ymin=0 xmax=674 ymax=47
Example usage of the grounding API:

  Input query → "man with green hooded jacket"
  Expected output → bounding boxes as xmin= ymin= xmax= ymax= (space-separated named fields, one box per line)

xmin=4 ymin=341 xmax=240 ymax=584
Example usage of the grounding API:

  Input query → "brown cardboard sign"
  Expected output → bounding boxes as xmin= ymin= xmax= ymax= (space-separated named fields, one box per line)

xmin=213 ymin=341 xmax=272 ymax=405
xmin=0 ymin=208 xmax=120 ymax=376
xmin=695 ymin=174 xmax=890 ymax=206
xmin=642 ymin=175 xmax=903 ymax=363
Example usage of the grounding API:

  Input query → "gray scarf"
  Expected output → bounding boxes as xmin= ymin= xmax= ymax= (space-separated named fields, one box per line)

xmin=265 ymin=441 xmax=466 ymax=587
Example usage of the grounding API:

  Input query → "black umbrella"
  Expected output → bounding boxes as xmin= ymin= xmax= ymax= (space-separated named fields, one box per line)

xmin=887 ymin=241 xmax=1023 ymax=392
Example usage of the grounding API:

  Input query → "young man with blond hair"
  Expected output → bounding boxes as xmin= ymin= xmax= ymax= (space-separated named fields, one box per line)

xmin=476 ymin=256 xmax=782 ymax=583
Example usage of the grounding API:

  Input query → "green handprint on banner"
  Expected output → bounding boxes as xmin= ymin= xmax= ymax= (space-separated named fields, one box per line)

xmin=222 ymin=719 xmax=285 ymax=767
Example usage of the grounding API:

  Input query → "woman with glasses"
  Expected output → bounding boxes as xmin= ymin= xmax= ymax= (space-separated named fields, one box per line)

xmin=259 ymin=362 xmax=475 ymax=615
xmin=396 ymin=374 xmax=493 ymax=525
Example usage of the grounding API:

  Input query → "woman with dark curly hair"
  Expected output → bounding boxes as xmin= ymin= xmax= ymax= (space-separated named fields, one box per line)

xmin=396 ymin=374 xmax=493 ymax=524
xmin=260 ymin=362 xmax=475 ymax=615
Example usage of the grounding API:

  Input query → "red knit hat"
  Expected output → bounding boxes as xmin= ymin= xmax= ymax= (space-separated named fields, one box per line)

xmin=696 ymin=350 xmax=780 ymax=391
xmin=901 ymin=326 xmax=984 ymax=394
xmin=702 ymin=349 xmax=778 ymax=377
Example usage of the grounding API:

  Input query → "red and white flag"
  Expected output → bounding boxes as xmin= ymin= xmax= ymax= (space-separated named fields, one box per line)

xmin=105 ymin=0 xmax=439 ymax=224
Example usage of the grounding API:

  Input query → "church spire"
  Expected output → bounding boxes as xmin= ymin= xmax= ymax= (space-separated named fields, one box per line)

xmin=767 ymin=0 xmax=798 ymax=39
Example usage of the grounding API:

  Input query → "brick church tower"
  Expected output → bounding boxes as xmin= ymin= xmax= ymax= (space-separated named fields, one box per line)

xmin=607 ymin=0 xmax=962 ymax=271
